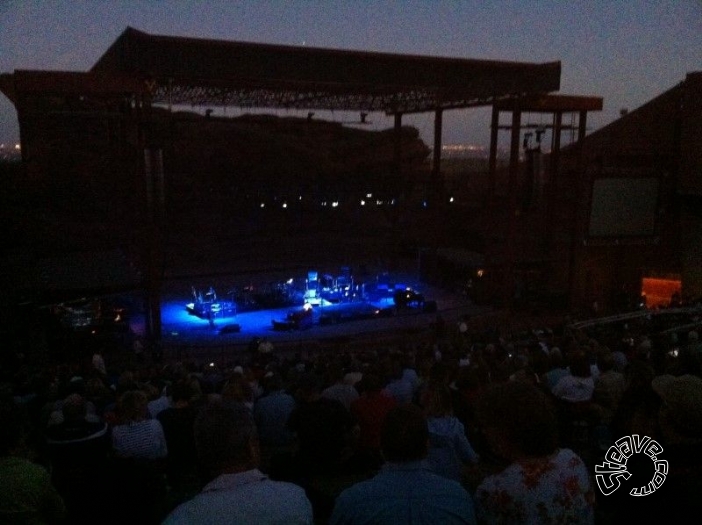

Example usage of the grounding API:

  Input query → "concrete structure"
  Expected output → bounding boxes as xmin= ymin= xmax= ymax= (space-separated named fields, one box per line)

xmin=0 ymin=27 xmax=564 ymax=342
xmin=482 ymin=72 xmax=702 ymax=313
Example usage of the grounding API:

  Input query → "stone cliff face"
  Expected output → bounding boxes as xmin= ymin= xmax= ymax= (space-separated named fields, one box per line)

xmin=3 ymin=110 xmax=432 ymax=257
xmin=164 ymin=112 xmax=430 ymax=214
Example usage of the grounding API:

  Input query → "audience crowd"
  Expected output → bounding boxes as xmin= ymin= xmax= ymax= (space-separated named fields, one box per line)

xmin=2 ymin=304 xmax=702 ymax=524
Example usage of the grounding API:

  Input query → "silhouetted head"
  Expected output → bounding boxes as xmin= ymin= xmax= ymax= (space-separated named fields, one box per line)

xmin=117 ymin=390 xmax=148 ymax=423
xmin=381 ymin=404 xmax=428 ymax=463
xmin=62 ymin=393 xmax=87 ymax=422
xmin=195 ymin=402 xmax=258 ymax=478
xmin=476 ymin=381 xmax=559 ymax=460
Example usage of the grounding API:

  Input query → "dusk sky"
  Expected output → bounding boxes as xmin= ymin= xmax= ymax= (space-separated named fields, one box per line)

xmin=1 ymin=1 xmax=701 ymax=149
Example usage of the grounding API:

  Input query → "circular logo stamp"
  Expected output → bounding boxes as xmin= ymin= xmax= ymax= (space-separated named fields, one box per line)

xmin=595 ymin=434 xmax=668 ymax=496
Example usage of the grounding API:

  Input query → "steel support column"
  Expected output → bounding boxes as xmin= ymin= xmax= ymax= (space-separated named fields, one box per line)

xmin=432 ymin=108 xmax=443 ymax=202
xmin=488 ymin=104 xmax=500 ymax=201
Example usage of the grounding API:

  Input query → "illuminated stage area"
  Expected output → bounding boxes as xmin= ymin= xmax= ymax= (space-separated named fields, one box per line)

xmin=156 ymin=269 xmax=483 ymax=348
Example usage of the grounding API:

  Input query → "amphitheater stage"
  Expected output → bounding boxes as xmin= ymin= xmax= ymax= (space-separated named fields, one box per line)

xmin=143 ymin=271 xmax=490 ymax=355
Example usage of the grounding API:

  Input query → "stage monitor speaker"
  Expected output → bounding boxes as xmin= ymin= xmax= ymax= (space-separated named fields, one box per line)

xmin=423 ymin=300 xmax=437 ymax=313
xmin=219 ymin=323 xmax=241 ymax=334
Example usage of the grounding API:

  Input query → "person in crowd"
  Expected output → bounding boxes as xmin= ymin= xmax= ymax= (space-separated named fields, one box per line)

xmin=92 ymin=351 xmax=107 ymax=377
xmin=221 ymin=371 xmax=255 ymax=411
xmin=551 ymin=349 xmax=595 ymax=403
xmin=342 ymin=361 xmax=364 ymax=388
xmin=349 ymin=371 xmax=397 ymax=472
xmin=610 ymin=360 xmax=660 ymax=440
xmin=415 ymin=360 xmax=452 ymax=404
xmin=600 ymin=373 xmax=702 ymax=522
xmin=473 ymin=381 xmax=595 ymax=524
xmin=543 ymin=347 xmax=569 ymax=391
xmin=111 ymin=389 xmax=168 ymax=460
xmin=382 ymin=356 xmax=415 ymax=405
xmin=45 ymin=377 xmax=99 ymax=427
xmin=162 ymin=402 xmax=313 ymax=524
xmin=420 ymin=383 xmax=479 ymax=482
xmin=157 ymin=379 xmax=201 ymax=501
xmin=83 ymin=376 xmax=115 ymax=417
xmin=287 ymin=373 xmax=356 ymax=478
xmin=509 ymin=343 xmax=550 ymax=388
xmin=44 ymin=393 xmax=110 ymax=521
xmin=687 ymin=330 xmax=702 ymax=355
xmin=449 ymin=365 xmax=486 ymax=446
xmin=329 ymin=404 xmax=477 ymax=524
xmin=321 ymin=363 xmax=359 ymax=411
xmin=676 ymin=330 xmax=702 ymax=376
xmin=253 ymin=371 xmax=297 ymax=474
xmin=0 ymin=400 xmax=66 ymax=524
xmin=257 ymin=337 xmax=275 ymax=355
xmin=592 ymin=349 xmax=626 ymax=419
xmin=399 ymin=350 xmax=420 ymax=394
xmin=106 ymin=389 xmax=170 ymax=523
xmin=647 ymin=374 xmax=702 ymax=514
xmin=147 ymin=382 xmax=171 ymax=420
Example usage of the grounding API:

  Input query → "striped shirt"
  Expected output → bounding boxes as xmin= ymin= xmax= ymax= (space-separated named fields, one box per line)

xmin=111 ymin=419 xmax=168 ymax=460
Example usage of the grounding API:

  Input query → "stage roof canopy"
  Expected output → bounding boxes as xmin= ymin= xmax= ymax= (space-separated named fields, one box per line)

xmin=79 ymin=27 xmax=561 ymax=115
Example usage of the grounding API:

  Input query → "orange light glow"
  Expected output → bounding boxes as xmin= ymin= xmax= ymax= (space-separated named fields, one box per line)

xmin=641 ymin=277 xmax=681 ymax=308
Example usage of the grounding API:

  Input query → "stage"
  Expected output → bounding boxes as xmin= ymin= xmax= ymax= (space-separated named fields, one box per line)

xmin=149 ymin=270 xmax=488 ymax=350
xmin=49 ymin=266 xmax=490 ymax=363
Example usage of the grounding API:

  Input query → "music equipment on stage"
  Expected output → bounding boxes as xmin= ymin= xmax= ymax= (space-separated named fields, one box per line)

xmin=187 ymin=286 xmax=236 ymax=319
xmin=219 ymin=323 xmax=241 ymax=334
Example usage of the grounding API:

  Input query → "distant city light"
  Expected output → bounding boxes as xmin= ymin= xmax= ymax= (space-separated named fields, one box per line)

xmin=0 ymin=142 xmax=21 ymax=160
xmin=360 ymin=199 xmax=366 ymax=206
xmin=260 ymin=202 xmax=265 ymax=208
xmin=331 ymin=201 xmax=339 ymax=208
xmin=282 ymin=202 xmax=287 ymax=208
xmin=441 ymin=143 xmax=488 ymax=158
